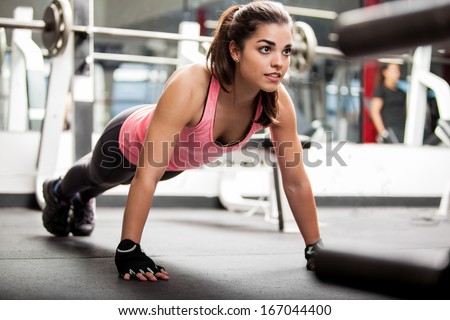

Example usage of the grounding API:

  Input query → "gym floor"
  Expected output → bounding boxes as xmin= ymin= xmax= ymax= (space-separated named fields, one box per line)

xmin=0 ymin=205 xmax=449 ymax=300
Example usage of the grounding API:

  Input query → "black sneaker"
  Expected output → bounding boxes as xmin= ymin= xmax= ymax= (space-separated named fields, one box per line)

xmin=71 ymin=197 xmax=95 ymax=236
xmin=42 ymin=179 xmax=71 ymax=236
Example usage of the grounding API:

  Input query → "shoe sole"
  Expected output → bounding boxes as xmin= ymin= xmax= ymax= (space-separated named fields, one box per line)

xmin=71 ymin=226 xmax=94 ymax=236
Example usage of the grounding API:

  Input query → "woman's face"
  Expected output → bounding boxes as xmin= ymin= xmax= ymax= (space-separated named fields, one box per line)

xmin=383 ymin=64 xmax=401 ymax=83
xmin=235 ymin=23 xmax=292 ymax=92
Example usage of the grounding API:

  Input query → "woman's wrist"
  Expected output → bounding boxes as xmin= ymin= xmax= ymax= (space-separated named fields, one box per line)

xmin=380 ymin=129 xmax=389 ymax=138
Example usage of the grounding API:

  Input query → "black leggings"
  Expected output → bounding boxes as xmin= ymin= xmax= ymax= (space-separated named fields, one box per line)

xmin=59 ymin=105 xmax=183 ymax=201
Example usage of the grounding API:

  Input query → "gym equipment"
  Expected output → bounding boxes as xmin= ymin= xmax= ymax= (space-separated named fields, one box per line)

xmin=42 ymin=0 xmax=72 ymax=56
xmin=436 ymin=119 xmax=450 ymax=147
xmin=314 ymin=0 xmax=450 ymax=299
xmin=0 ymin=0 xmax=213 ymax=58
xmin=0 ymin=0 xmax=325 ymax=73
xmin=290 ymin=21 xmax=317 ymax=75
xmin=405 ymin=45 xmax=450 ymax=147
xmin=315 ymin=249 xmax=450 ymax=299
xmin=35 ymin=27 xmax=73 ymax=209
xmin=436 ymin=182 xmax=450 ymax=219
xmin=334 ymin=0 xmax=450 ymax=57
xmin=7 ymin=7 xmax=46 ymax=132
xmin=0 ymin=28 xmax=6 ymax=71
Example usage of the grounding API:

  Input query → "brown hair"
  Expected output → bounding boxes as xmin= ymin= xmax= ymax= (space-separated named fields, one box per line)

xmin=376 ymin=63 xmax=389 ymax=86
xmin=206 ymin=1 xmax=293 ymax=126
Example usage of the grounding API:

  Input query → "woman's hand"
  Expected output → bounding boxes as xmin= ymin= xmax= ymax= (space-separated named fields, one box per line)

xmin=305 ymin=239 xmax=324 ymax=271
xmin=115 ymin=239 xmax=170 ymax=281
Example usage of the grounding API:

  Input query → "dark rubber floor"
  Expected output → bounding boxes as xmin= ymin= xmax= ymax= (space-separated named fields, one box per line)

xmin=0 ymin=206 xmax=449 ymax=300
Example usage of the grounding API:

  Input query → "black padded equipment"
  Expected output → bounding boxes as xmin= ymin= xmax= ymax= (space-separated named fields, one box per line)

xmin=315 ymin=248 xmax=450 ymax=299
xmin=335 ymin=0 xmax=450 ymax=57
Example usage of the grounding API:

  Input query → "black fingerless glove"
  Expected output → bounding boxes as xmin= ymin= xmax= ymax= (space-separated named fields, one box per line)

xmin=115 ymin=239 xmax=164 ymax=278
xmin=305 ymin=239 xmax=323 ymax=271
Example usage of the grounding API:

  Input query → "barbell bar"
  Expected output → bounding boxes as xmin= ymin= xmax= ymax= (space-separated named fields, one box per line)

xmin=0 ymin=0 xmax=341 ymax=73
xmin=0 ymin=19 xmax=46 ymax=31
xmin=0 ymin=0 xmax=214 ymax=57
xmin=0 ymin=16 xmax=214 ymax=43
xmin=93 ymin=52 xmax=180 ymax=66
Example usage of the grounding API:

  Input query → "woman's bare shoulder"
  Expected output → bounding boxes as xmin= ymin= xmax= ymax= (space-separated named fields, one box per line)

xmin=155 ymin=64 xmax=211 ymax=126
xmin=165 ymin=63 xmax=211 ymax=92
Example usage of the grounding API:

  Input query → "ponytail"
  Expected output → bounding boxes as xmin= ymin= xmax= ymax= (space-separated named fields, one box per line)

xmin=206 ymin=5 xmax=241 ymax=91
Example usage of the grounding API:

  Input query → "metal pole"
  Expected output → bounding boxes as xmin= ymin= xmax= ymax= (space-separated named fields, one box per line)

xmin=73 ymin=0 xmax=94 ymax=160
xmin=315 ymin=46 xmax=345 ymax=59
xmin=0 ymin=17 xmax=45 ymax=31
xmin=72 ymin=25 xmax=213 ymax=42
xmin=284 ymin=5 xmax=338 ymax=20
xmin=0 ymin=16 xmax=347 ymax=59
xmin=93 ymin=52 xmax=179 ymax=66
xmin=0 ymin=17 xmax=213 ymax=42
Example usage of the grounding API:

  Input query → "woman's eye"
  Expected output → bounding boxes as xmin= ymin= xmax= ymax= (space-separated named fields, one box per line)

xmin=259 ymin=46 xmax=271 ymax=54
xmin=283 ymin=48 xmax=292 ymax=55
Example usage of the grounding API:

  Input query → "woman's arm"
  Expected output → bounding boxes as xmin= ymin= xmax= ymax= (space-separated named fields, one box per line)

xmin=121 ymin=64 xmax=209 ymax=243
xmin=269 ymin=85 xmax=320 ymax=246
xmin=370 ymin=97 xmax=386 ymax=135
xmin=117 ymin=65 xmax=210 ymax=281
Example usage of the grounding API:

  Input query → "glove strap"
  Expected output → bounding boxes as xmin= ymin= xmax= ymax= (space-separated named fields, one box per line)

xmin=117 ymin=239 xmax=139 ymax=253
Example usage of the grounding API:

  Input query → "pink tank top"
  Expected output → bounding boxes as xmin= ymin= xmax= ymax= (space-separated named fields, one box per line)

xmin=119 ymin=76 xmax=264 ymax=171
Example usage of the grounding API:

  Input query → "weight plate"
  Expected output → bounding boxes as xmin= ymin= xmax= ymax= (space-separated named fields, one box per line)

xmin=290 ymin=21 xmax=317 ymax=75
xmin=42 ymin=3 xmax=60 ymax=56
xmin=42 ymin=0 xmax=72 ymax=57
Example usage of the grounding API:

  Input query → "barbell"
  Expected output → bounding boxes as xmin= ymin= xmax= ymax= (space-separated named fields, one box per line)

xmin=0 ymin=0 xmax=322 ymax=73
xmin=0 ymin=0 xmax=214 ymax=57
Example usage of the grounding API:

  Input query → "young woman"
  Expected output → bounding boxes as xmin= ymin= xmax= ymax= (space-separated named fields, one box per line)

xmin=370 ymin=63 xmax=407 ymax=143
xmin=42 ymin=0 xmax=322 ymax=281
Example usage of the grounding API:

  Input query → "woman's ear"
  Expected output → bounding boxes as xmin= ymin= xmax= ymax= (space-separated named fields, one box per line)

xmin=229 ymin=40 xmax=240 ymax=62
